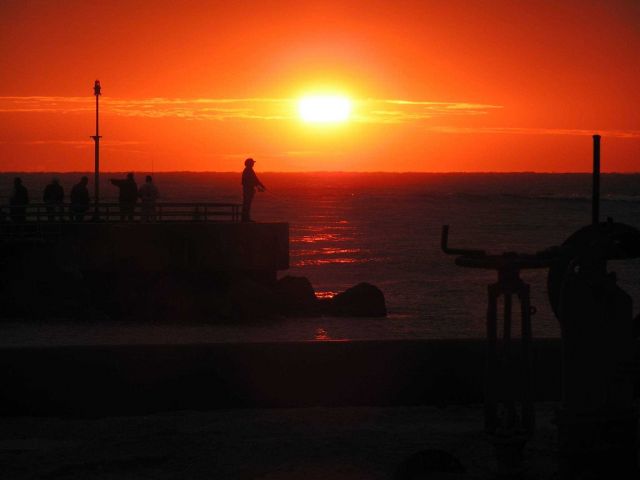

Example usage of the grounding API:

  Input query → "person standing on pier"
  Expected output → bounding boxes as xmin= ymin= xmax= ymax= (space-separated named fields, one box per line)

xmin=43 ymin=177 xmax=64 ymax=221
xmin=138 ymin=175 xmax=159 ymax=222
xmin=241 ymin=158 xmax=265 ymax=222
xmin=70 ymin=176 xmax=90 ymax=222
xmin=110 ymin=173 xmax=138 ymax=221
xmin=9 ymin=177 xmax=29 ymax=223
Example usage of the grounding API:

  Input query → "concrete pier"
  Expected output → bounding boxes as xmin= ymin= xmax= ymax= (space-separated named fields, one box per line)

xmin=1 ymin=221 xmax=289 ymax=273
xmin=0 ymin=221 xmax=289 ymax=317
xmin=0 ymin=339 xmax=564 ymax=417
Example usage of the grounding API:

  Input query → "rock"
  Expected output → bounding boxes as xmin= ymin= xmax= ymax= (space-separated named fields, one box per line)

xmin=324 ymin=282 xmax=387 ymax=317
xmin=273 ymin=275 xmax=319 ymax=316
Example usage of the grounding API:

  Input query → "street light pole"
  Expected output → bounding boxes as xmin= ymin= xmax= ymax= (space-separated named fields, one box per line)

xmin=91 ymin=80 xmax=102 ymax=216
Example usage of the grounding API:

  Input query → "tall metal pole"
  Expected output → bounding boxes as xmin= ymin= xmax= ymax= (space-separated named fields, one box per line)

xmin=592 ymin=134 xmax=600 ymax=226
xmin=91 ymin=80 xmax=102 ymax=215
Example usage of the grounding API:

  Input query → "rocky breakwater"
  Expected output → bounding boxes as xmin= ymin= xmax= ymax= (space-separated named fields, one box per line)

xmin=0 ymin=222 xmax=391 ymax=322
xmin=222 ymin=276 xmax=387 ymax=321
xmin=319 ymin=282 xmax=387 ymax=317
xmin=0 ymin=256 xmax=387 ymax=321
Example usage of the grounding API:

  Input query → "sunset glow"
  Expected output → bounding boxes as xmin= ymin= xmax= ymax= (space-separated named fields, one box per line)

xmin=298 ymin=96 xmax=352 ymax=123
xmin=0 ymin=1 xmax=639 ymax=172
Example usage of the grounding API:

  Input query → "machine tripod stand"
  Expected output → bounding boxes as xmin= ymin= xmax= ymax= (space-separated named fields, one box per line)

xmin=442 ymin=227 xmax=552 ymax=475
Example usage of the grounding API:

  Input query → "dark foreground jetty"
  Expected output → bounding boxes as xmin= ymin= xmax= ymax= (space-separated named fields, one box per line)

xmin=0 ymin=203 xmax=289 ymax=319
xmin=0 ymin=338 xmax=565 ymax=417
xmin=439 ymin=136 xmax=640 ymax=479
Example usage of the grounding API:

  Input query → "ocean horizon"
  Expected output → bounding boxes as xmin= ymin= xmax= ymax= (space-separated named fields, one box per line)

xmin=1 ymin=172 xmax=639 ymax=343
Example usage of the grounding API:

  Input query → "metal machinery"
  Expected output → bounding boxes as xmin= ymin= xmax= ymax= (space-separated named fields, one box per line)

xmin=548 ymin=136 xmax=640 ymax=479
xmin=442 ymin=135 xmax=640 ymax=478
xmin=441 ymin=226 xmax=551 ymax=477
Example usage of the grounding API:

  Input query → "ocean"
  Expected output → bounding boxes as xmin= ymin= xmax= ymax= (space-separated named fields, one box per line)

xmin=1 ymin=172 xmax=639 ymax=343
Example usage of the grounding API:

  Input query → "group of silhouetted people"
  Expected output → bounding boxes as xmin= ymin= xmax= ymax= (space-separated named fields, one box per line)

xmin=3 ymin=175 xmax=92 ymax=223
xmin=3 ymin=174 xmax=159 ymax=223
xmin=4 ymin=160 xmax=261 ymax=223
xmin=40 ymin=176 xmax=92 ymax=222
xmin=109 ymin=173 xmax=159 ymax=221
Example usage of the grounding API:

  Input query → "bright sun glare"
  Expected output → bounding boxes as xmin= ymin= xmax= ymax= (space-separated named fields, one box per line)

xmin=298 ymin=95 xmax=352 ymax=123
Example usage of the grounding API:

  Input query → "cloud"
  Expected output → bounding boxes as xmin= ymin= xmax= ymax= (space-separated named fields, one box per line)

xmin=428 ymin=126 xmax=640 ymax=139
xmin=15 ymin=139 xmax=145 ymax=145
xmin=0 ymin=139 xmax=147 ymax=152
xmin=0 ymin=96 xmax=93 ymax=114
xmin=3 ymin=97 xmax=636 ymax=139
xmin=0 ymin=96 xmax=292 ymax=120
xmin=354 ymin=99 xmax=502 ymax=123
xmin=0 ymin=96 xmax=501 ymax=123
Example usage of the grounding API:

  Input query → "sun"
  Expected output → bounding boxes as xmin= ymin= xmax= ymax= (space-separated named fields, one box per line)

xmin=298 ymin=95 xmax=352 ymax=123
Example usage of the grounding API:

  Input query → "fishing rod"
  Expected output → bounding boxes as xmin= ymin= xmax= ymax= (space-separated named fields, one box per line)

xmin=261 ymin=188 xmax=290 ymax=203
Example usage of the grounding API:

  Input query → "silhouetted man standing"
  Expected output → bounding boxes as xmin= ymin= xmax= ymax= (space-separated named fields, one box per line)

xmin=70 ymin=176 xmax=90 ymax=222
xmin=9 ymin=177 xmax=29 ymax=223
xmin=43 ymin=177 xmax=64 ymax=221
xmin=241 ymin=158 xmax=265 ymax=222
xmin=110 ymin=173 xmax=138 ymax=221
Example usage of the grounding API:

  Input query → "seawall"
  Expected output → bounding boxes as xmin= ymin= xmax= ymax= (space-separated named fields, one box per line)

xmin=1 ymin=222 xmax=289 ymax=272
xmin=1 ymin=222 xmax=290 ymax=318
xmin=0 ymin=338 xmax=563 ymax=417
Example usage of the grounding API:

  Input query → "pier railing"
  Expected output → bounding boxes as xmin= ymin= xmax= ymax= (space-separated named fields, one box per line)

xmin=0 ymin=202 xmax=241 ymax=225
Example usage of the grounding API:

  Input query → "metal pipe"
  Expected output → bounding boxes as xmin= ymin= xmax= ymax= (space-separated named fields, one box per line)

xmin=592 ymin=134 xmax=600 ymax=226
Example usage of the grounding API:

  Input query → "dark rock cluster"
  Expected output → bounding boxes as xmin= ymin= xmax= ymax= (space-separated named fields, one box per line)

xmin=0 ymin=253 xmax=387 ymax=321
xmin=223 ymin=276 xmax=387 ymax=321
xmin=319 ymin=282 xmax=387 ymax=317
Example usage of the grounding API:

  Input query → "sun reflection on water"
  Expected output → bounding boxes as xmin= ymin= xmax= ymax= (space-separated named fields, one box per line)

xmin=293 ymin=231 xmax=354 ymax=243
xmin=293 ymin=233 xmax=343 ymax=243
xmin=295 ymin=258 xmax=361 ymax=266
xmin=314 ymin=328 xmax=331 ymax=341
xmin=315 ymin=291 xmax=337 ymax=299
xmin=322 ymin=248 xmax=359 ymax=255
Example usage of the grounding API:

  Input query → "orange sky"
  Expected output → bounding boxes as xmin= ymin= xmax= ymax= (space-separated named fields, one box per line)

xmin=1 ymin=0 xmax=638 ymax=172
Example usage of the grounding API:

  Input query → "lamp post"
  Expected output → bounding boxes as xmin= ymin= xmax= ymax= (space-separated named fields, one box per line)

xmin=91 ymin=80 xmax=102 ymax=216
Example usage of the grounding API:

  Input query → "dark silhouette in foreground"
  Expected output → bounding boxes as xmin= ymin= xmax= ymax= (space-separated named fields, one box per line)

xmin=441 ymin=135 xmax=640 ymax=479
xmin=70 ymin=176 xmax=90 ymax=222
xmin=241 ymin=158 xmax=265 ymax=222
xmin=9 ymin=177 xmax=29 ymax=223
xmin=138 ymin=175 xmax=159 ymax=222
xmin=111 ymin=173 xmax=138 ymax=221
xmin=395 ymin=449 xmax=466 ymax=480
xmin=43 ymin=177 xmax=64 ymax=221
